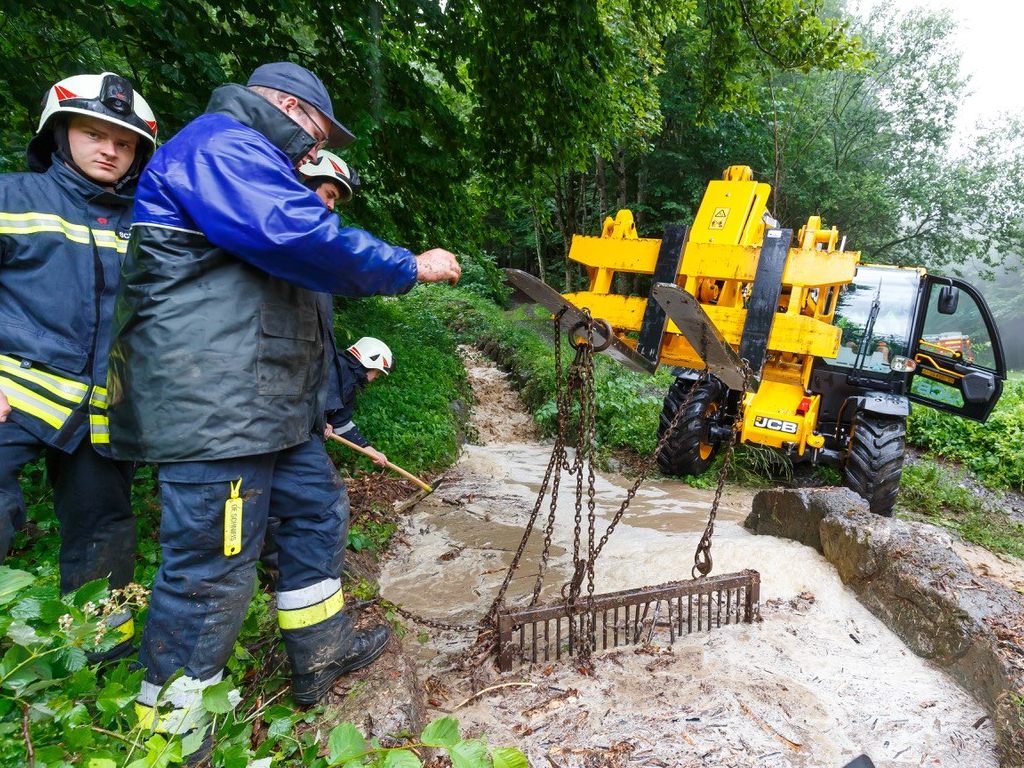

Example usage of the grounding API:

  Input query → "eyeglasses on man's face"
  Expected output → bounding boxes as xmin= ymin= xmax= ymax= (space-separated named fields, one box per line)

xmin=294 ymin=102 xmax=329 ymax=150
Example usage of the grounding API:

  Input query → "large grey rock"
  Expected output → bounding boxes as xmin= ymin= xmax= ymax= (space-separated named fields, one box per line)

xmin=747 ymin=487 xmax=1024 ymax=765
xmin=744 ymin=487 xmax=864 ymax=552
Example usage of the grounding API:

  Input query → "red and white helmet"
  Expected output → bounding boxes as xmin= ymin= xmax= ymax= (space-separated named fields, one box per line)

xmin=347 ymin=337 xmax=393 ymax=375
xmin=28 ymin=72 xmax=158 ymax=172
xmin=298 ymin=149 xmax=360 ymax=202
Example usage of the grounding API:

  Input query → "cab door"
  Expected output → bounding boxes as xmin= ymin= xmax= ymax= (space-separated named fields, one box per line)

xmin=907 ymin=275 xmax=1006 ymax=421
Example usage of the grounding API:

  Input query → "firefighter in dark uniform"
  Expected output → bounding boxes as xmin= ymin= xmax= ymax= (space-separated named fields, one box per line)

xmin=0 ymin=73 xmax=157 ymax=657
xmin=106 ymin=62 xmax=460 ymax=742
xmin=297 ymin=149 xmax=393 ymax=467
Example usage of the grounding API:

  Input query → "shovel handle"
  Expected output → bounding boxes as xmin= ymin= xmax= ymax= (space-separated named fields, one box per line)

xmin=328 ymin=433 xmax=433 ymax=493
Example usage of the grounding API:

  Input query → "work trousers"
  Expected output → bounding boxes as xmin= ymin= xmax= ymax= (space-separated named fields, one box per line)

xmin=138 ymin=435 xmax=352 ymax=708
xmin=0 ymin=420 xmax=135 ymax=593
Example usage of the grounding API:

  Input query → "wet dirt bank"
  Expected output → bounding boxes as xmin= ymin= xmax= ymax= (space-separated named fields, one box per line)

xmin=378 ymin=348 xmax=999 ymax=768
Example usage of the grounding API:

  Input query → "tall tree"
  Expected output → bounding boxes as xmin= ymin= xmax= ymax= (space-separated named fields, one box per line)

xmin=767 ymin=2 xmax=1024 ymax=273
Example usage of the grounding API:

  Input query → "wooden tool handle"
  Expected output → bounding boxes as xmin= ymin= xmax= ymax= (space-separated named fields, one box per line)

xmin=328 ymin=433 xmax=433 ymax=492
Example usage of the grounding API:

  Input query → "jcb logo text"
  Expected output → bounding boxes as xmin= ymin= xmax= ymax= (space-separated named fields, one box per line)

xmin=753 ymin=416 xmax=798 ymax=434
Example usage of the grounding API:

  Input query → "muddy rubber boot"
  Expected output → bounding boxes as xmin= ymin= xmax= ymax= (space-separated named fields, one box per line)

xmin=86 ymin=638 xmax=136 ymax=667
xmin=183 ymin=730 xmax=214 ymax=767
xmin=291 ymin=624 xmax=391 ymax=705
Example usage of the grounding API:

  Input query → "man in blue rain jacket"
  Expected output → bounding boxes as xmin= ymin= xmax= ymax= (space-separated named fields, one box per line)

xmin=106 ymin=62 xmax=460 ymax=741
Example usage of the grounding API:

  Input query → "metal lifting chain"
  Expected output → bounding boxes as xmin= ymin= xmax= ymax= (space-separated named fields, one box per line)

xmin=377 ymin=311 xmax=585 ymax=638
xmin=691 ymin=359 xmax=753 ymax=578
xmin=383 ymin=312 xmax=752 ymax=669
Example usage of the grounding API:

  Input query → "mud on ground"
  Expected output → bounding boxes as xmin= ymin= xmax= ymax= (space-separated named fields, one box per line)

xmin=375 ymin=349 xmax=1000 ymax=768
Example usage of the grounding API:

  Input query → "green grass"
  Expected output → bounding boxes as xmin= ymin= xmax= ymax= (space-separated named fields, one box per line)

xmin=897 ymin=459 xmax=1024 ymax=559
xmin=396 ymin=289 xmax=679 ymax=456
xmin=906 ymin=378 xmax=1024 ymax=491
xmin=331 ymin=286 xmax=473 ymax=476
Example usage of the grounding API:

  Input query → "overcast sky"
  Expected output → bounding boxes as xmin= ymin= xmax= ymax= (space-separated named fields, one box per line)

xmin=851 ymin=0 xmax=1024 ymax=137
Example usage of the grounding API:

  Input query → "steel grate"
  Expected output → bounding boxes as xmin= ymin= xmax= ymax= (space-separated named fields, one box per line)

xmin=495 ymin=570 xmax=760 ymax=671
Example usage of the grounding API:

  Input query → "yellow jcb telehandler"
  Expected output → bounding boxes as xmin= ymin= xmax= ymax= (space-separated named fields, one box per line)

xmin=507 ymin=165 xmax=1006 ymax=515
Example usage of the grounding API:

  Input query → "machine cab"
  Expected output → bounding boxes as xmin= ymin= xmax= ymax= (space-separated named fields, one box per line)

xmin=824 ymin=265 xmax=1006 ymax=422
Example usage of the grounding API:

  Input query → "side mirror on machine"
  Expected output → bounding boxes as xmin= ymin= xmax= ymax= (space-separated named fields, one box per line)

xmin=938 ymin=284 xmax=959 ymax=315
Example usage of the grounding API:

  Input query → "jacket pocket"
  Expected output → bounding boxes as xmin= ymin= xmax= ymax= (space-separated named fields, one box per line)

xmin=0 ymin=310 xmax=89 ymax=374
xmin=256 ymin=303 xmax=318 ymax=396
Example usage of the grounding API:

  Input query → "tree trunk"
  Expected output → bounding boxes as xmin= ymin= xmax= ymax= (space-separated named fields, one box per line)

xmin=552 ymin=174 xmax=571 ymax=290
xmin=564 ymin=171 xmax=577 ymax=290
xmin=368 ymin=0 xmax=383 ymax=121
xmin=616 ymin=146 xmax=627 ymax=210
xmin=636 ymin=155 xmax=648 ymax=231
xmin=596 ymin=152 xmax=607 ymax=231
xmin=531 ymin=202 xmax=547 ymax=284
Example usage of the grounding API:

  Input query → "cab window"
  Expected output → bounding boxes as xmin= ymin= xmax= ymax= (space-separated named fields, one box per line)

xmin=919 ymin=285 xmax=997 ymax=370
xmin=826 ymin=267 xmax=919 ymax=372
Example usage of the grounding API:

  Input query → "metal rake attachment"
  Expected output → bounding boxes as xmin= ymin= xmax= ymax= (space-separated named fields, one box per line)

xmin=495 ymin=570 xmax=760 ymax=671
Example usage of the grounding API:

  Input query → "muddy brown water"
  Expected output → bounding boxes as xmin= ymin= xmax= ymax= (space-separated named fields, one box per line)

xmin=379 ymin=349 xmax=998 ymax=767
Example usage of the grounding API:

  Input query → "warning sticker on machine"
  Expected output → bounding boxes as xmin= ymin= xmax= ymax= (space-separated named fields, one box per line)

xmin=709 ymin=207 xmax=729 ymax=229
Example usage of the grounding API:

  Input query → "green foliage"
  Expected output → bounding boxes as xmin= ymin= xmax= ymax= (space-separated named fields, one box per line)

xmin=906 ymin=379 xmax=1024 ymax=491
xmin=0 ymin=569 xmax=148 ymax=767
xmin=320 ymin=715 xmax=527 ymax=767
xmin=0 ymin=0 xmax=480 ymax=253
xmin=762 ymin=4 xmax=1024 ymax=275
xmin=402 ymin=288 xmax=682 ymax=456
xmin=729 ymin=445 xmax=793 ymax=487
xmin=593 ymin=366 xmax=676 ymax=455
xmin=347 ymin=520 xmax=398 ymax=555
xmin=0 ymin=562 xmax=524 ymax=766
xmin=456 ymin=250 xmax=513 ymax=306
xmin=898 ymin=460 xmax=1024 ymax=559
xmin=330 ymin=287 xmax=473 ymax=476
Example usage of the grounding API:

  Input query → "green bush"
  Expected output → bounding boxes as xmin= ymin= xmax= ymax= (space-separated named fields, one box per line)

xmin=898 ymin=460 xmax=1024 ymax=558
xmin=906 ymin=379 xmax=1024 ymax=491
xmin=0 ymin=562 xmax=526 ymax=767
xmin=331 ymin=287 xmax=473 ymax=475
xmin=397 ymin=289 xmax=679 ymax=457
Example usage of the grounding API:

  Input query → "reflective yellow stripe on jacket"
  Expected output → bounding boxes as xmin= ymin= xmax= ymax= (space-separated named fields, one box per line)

xmin=0 ymin=355 xmax=93 ymax=432
xmin=0 ymin=211 xmax=128 ymax=253
xmin=89 ymin=385 xmax=110 ymax=443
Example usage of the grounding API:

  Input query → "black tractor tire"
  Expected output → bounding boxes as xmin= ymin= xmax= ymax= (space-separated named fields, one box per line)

xmin=656 ymin=377 xmax=725 ymax=477
xmin=842 ymin=413 xmax=906 ymax=516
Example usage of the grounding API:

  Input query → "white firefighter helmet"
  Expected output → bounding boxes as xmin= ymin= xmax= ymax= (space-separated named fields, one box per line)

xmin=28 ymin=72 xmax=158 ymax=173
xmin=347 ymin=337 xmax=393 ymax=375
xmin=298 ymin=149 xmax=360 ymax=202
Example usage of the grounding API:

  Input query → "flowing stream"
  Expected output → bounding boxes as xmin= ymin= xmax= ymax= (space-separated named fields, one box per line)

xmin=379 ymin=349 xmax=997 ymax=768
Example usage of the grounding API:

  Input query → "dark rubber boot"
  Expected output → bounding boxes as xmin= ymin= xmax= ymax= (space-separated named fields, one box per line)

xmin=86 ymin=638 xmax=136 ymax=666
xmin=291 ymin=624 xmax=391 ymax=705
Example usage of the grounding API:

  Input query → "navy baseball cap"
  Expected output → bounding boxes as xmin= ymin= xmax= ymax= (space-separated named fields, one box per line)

xmin=247 ymin=62 xmax=355 ymax=148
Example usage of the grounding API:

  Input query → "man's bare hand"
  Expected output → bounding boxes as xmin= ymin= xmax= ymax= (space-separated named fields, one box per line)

xmin=323 ymin=423 xmax=334 ymax=439
xmin=0 ymin=390 xmax=9 ymax=422
xmin=367 ymin=447 xmax=389 ymax=467
xmin=416 ymin=248 xmax=461 ymax=286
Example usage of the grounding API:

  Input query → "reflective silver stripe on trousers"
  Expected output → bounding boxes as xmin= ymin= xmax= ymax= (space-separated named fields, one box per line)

xmin=277 ymin=577 xmax=342 ymax=610
xmin=138 ymin=670 xmax=224 ymax=708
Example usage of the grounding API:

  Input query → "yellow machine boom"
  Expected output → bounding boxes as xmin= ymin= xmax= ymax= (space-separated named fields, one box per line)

xmin=560 ymin=165 xmax=862 ymax=457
